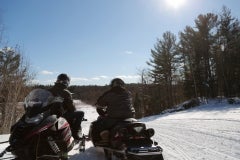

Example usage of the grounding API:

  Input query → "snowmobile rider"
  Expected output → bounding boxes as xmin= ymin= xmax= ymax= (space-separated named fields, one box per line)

xmin=95 ymin=78 xmax=135 ymax=142
xmin=48 ymin=73 xmax=84 ymax=140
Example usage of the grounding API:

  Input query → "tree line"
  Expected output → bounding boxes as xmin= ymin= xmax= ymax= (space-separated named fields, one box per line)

xmin=1 ymin=6 xmax=239 ymax=133
xmin=140 ymin=6 xmax=240 ymax=117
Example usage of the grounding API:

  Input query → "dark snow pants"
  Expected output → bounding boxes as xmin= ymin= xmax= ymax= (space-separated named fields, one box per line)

xmin=63 ymin=111 xmax=84 ymax=131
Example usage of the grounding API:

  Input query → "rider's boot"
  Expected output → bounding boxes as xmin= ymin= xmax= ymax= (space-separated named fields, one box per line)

xmin=72 ymin=127 xmax=82 ymax=141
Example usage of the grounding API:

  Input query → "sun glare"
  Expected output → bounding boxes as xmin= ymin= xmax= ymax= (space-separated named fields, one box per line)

xmin=165 ymin=0 xmax=186 ymax=9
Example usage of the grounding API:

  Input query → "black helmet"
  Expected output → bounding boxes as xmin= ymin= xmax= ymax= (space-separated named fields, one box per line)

xmin=56 ymin=73 xmax=70 ymax=87
xmin=110 ymin=78 xmax=125 ymax=88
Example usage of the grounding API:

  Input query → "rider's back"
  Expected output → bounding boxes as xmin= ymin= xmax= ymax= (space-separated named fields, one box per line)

xmin=97 ymin=86 xmax=135 ymax=119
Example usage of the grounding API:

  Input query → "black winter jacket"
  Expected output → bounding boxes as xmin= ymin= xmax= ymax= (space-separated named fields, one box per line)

xmin=96 ymin=86 xmax=135 ymax=119
xmin=48 ymin=83 xmax=76 ymax=113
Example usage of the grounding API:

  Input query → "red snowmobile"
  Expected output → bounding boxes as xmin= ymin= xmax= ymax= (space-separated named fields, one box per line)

xmin=0 ymin=89 xmax=85 ymax=160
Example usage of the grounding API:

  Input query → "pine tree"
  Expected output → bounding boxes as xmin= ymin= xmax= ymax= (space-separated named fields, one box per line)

xmin=147 ymin=31 xmax=180 ymax=108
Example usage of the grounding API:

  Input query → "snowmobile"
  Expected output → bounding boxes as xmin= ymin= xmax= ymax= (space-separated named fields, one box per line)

xmin=89 ymin=116 xmax=164 ymax=160
xmin=0 ymin=88 xmax=86 ymax=160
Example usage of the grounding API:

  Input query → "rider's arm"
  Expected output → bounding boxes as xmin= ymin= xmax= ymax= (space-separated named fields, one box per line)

xmin=63 ymin=90 xmax=76 ymax=112
xmin=96 ymin=90 xmax=111 ymax=107
xmin=96 ymin=91 xmax=111 ymax=116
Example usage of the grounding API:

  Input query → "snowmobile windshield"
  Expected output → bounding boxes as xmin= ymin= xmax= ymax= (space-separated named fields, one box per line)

xmin=24 ymin=89 xmax=55 ymax=124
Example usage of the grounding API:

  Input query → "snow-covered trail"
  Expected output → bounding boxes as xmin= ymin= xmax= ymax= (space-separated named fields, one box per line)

xmin=141 ymin=101 xmax=240 ymax=160
xmin=69 ymin=100 xmax=240 ymax=160
xmin=1 ymin=99 xmax=240 ymax=160
xmin=145 ymin=119 xmax=240 ymax=160
xmin=67 ymin=102 xmax=106 ymax=160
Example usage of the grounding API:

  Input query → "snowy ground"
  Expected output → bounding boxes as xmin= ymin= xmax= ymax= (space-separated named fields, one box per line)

xmin=1 ymin=99 xmax=240 ymax=160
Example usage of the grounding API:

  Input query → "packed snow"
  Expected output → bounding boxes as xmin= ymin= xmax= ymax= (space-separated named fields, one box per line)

xmin=1 ymin=99 xmax=240 ymax=160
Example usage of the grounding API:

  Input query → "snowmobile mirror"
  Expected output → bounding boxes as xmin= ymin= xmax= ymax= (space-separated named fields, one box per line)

xmin=146 ymin=128 xmax=155 ymax=137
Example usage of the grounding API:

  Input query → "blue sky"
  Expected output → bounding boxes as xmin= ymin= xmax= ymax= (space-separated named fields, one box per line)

xmin=1 ymin=0 xmax=240 ymax=86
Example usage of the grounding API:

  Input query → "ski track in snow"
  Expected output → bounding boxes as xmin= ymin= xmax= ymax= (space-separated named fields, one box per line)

xmin=141 ymin=100 xmax=240 ymax=160
xmin=143 ymin=117 xmax=240 ymax=159
xmin=1 ymin=100 xmax=240 ymax=160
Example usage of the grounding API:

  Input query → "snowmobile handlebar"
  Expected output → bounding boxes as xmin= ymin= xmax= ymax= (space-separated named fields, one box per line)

xmin=82 ymin=118 xmax=87 ymax=121
xmin=94 ymin=102 xmax=108 ymax=117
xmin=0 ymin=140 xmax=9 ymax=144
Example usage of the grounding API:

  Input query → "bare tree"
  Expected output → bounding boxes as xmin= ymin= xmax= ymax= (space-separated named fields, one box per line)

xmin=0 ymin=47 xmax=33 ymax=134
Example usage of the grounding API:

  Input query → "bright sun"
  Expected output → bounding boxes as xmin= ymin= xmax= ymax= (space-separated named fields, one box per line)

xmin=165 ymin=0 xmax=186 ymax=9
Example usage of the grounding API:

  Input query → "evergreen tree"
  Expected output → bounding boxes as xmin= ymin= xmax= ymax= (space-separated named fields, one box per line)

xmin=217 ymin=6 xmax=240 ymax=96
xmin=147 ymin=31 xmax=179 ymax=108
xmin=179 ymin=13 xmax=218 ymax=98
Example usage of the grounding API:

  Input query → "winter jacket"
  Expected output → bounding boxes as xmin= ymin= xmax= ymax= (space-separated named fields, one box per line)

xmin=48 ymin=83 xmax=76 ymax=113
xmin=96 ymin=86 xmax=135 ymax=119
